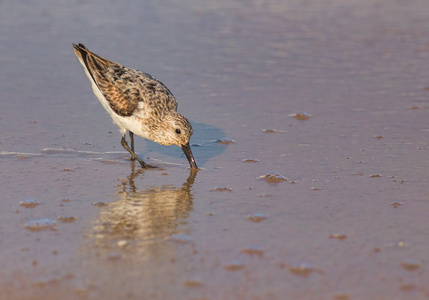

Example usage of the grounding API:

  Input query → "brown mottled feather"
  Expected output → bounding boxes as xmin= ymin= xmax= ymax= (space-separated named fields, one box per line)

xmin=74 ymin=44 xmax=177 ymax=117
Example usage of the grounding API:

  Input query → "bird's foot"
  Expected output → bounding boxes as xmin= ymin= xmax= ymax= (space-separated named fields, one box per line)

xmin=140 ymin=162 xmax=158 ymax=169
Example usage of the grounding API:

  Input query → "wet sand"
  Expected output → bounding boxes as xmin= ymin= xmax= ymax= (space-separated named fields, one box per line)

xmin=1 ymin=0 xmax=428 ymax=299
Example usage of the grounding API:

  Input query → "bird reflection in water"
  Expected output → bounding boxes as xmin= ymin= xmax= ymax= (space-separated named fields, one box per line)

xmin=92 ymin=163 xmax=198 ymax=257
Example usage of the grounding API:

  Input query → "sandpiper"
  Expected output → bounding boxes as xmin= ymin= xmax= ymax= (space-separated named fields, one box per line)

xmin=73 ymin=43 xmax=197 ymax=169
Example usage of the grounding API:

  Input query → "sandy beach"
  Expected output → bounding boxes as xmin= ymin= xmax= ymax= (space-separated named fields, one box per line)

xmin=0 ymin=0 xmax=428 ymax=299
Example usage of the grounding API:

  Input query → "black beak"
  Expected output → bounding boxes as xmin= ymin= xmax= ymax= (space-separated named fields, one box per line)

xmin=181 ymin=142 xmax=198 ymax=169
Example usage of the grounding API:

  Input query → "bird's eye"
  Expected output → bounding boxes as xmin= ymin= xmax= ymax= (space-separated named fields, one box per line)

xmin=175 ymin=129 xmax=181 ymax=134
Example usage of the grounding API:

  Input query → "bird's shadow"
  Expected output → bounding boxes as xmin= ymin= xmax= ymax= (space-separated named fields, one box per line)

xmin=143 ymin=121 xmax=227 ymax=167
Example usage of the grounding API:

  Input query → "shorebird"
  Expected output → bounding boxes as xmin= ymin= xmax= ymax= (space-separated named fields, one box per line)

xmin=73 ymin=43 xmax=197 ymax=169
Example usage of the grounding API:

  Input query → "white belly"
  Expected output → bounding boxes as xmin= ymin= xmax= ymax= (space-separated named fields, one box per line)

xmin=81 ymin=63 xmax=149 ymax=139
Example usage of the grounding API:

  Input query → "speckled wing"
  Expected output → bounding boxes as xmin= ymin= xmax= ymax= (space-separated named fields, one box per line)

xmin=104 ymin=66 xmax=178 ymax=117
xmin=73 ymin=43 xmax=177 ymax=117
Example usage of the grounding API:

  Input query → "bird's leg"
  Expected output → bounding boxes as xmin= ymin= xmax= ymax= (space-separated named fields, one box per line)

xmin=129 ymin=131 xmax=135 ymax=161
xmin=121 ymin=135 xmax=156 ymax=168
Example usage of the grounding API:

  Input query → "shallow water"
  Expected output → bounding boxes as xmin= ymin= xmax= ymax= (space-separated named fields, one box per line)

xmin=1 ymin=0 xmax=429 ymax=299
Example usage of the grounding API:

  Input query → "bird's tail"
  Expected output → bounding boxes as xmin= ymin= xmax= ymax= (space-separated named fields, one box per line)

xmin=73 ymin=43 xmax=121 ymax=89
xmin=72 ymin=43 xmax=115 ymax=68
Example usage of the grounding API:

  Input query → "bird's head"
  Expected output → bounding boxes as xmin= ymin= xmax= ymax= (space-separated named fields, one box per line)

xmin=150 ymin=111 xmax=197 ymax=168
